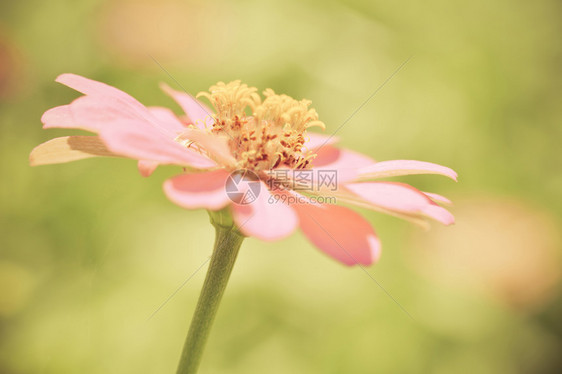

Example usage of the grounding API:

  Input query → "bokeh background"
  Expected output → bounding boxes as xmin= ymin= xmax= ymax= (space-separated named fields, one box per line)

xmin=1 ymin=0 xmax=561 ymax=373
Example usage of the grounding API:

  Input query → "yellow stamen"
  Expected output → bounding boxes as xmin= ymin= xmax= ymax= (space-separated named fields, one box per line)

xmin=197 ymin=81 xmax=326 ymax=171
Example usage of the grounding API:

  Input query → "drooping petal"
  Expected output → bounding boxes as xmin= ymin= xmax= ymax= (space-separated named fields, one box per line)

xmin=29 ymin=136 xmax=119 ymax=166
xmin=303 ymin=132 xmax=338 ymax=151
xmin=137 ymin=160 xmax=159 ymax=177
xmin=326 ymin=190 xmax=431 ymax=229
xmin=160 ymin=83 xmax=215 ymax=129
xmin=231 ymin=182 xmax=298 ymax=241
xmin=311 ymin=146 xmax=376 ymax=183
xmin=291 ymin=197 xmax=381 ymax=266
xmin=163 ymin=170 xmax=231 ymax=210
xmin=358 ymin=160 xmax=458 ymax=181
xmin=41 ymin=105 xmax=80 ymax=129
xmin=345 ymin=182 xmax=454 ymax=225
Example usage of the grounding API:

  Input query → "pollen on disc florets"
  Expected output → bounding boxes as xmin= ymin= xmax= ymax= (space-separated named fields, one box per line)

xmin=197 ymin=80 xmax=325 ymax=171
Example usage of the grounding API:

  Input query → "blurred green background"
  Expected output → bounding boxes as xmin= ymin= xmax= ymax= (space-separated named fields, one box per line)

xmin=1 ymin=0 xmax=561 ymax=373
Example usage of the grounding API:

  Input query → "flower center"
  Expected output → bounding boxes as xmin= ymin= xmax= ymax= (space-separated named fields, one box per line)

xmin=197 ymin=81 xmax=325 ymax=171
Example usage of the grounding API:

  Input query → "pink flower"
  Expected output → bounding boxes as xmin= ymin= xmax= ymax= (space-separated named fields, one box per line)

xmin=31 ymin=74 xmax=456 ymax=266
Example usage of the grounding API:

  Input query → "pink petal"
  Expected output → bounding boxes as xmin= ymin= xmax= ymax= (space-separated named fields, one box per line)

xmin=303 ymin=132 xmax=338 ymax=151
xmin=231 ymin=182 xmax=298 ymax=241
xmin=311 ymin=146 xmax=376 ymax=183
xmin=147 ymin=106 xmax=186 ymax=133
xmin=345 ymin=182 xmax=455 ymax=225
xmin=314 ymin=185 xmax=433 ymax=229
xmin=68 ymin=94 xmax=155 ymax=133
xmin=423 ymin=191 xmax=452 ymax=205
xmin=68 ymin=95 xmax=215 ymax=168
xmin=358 ymin=160 xmax=457 ymax=181
xmin=291 ymin=197 xmax=381 ymax=266
xmin=163 ymin=170 xmax=231 ymax=210
xmin=43 ymin=94 xmax=153 ymax=135
xmin=47 ymin=80 xmax=178 ymax=140
xmin=42 ymin=105 xmax=80 ymax=129
xmin=53 ymin=75 xmax=182 ymax=137
xmin=56 ymin=73 xmax=145 ymax=111
xmin=98 ymin=121 xmax=216 ymax=168
xmin=160 ymin=83 xmax=215 ymax=129
xmin=137 ymin=160 xmax=159 ymax=177
xmin=45 ymin=74 xmax=217 ymax=169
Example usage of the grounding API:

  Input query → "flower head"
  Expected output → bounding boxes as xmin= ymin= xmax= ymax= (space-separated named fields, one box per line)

xmin=31 ymin=74 xmax=457 ymax=266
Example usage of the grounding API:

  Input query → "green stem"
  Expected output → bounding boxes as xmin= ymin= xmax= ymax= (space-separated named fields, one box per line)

xmin=176 ymin=211 xmax=245 ymax=374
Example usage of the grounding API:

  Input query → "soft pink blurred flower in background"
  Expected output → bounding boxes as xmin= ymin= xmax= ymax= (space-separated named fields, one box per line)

xmin=31 ymin=74 xmax=456 ymax=266
xmin=0 ymin=29 xmax=26 ymax=101
xmin=409 ymin=196 xmax=561 ymax=310
xmin=97 ymin=0 xmax=234 ymax=68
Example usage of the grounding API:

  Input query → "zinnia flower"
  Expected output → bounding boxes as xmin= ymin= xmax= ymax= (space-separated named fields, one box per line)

xmin=31 ymin=74 xmax=456 ymax=266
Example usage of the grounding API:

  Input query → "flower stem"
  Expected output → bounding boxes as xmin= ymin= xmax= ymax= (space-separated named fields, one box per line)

xmin=176 ymin=212 xmax=244 ymax=374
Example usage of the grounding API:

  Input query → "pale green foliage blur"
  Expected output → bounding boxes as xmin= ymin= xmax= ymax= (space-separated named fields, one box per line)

xmin=1 ymin=0 xmax=561 ymax=373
